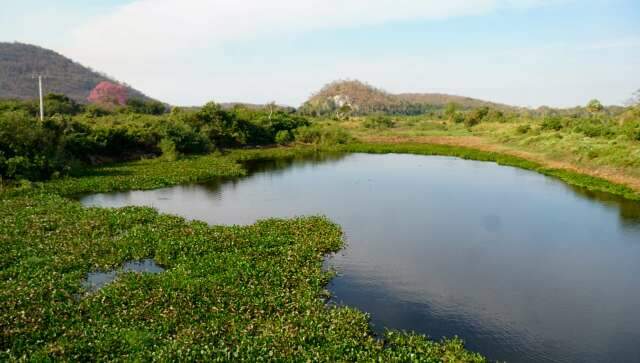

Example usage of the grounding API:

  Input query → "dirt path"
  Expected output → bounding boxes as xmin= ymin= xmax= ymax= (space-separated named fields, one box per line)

xmin=361 ymin=134 xmax=640 ymax=193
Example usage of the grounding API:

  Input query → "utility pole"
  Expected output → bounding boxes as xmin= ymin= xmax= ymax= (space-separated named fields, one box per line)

xmin=32 ymin=74 xmax=46 ymax=121
xmin=38 ymin=75 xmax=44 ymax=121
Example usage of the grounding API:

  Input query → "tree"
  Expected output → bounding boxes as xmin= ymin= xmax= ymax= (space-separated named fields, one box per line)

xmin=586 ymin=99 xmax=603 ymax=114
xmin=336 ymin=104 xmax=352 ymax=121
xmin=444 ymin=102 xmax=458 ymax=121
xmin=87 ymin=81 xmax=128 ymax=108
xmin=464 ymin=106 xmax=489 ymax=128
xmin=125 ymin=98 xmax=166 ymax=115
xmin=44 ymin=93 xmax=82 ymax=116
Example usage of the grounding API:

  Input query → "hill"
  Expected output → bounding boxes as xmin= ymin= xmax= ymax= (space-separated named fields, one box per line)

xmin=0 ymin=42 xmax=152 ymax=103
xmin=397 ymin=93 xmax=509 ymax=109
xmin=300 ymin=80 xmax=513 ymax=116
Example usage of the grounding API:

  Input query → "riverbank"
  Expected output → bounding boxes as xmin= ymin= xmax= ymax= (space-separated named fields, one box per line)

xmin=0 ymin=147 xmax=485 ymax=361
xmin=340 ymin=141 xmax=640 ymax=200
xmin=3 ymin=140 xmax=639 ymax=360
xmin=359 ymin=134 xmax=640 ymax=197
xmin=323 ymin=113 xmax=640 ymax=199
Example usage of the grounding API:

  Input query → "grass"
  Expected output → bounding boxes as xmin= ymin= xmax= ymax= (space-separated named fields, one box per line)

xmin=486 ymin=123 xmax=640 ymax=174
xmin=1 ymin=147 xmax=485 ymax=362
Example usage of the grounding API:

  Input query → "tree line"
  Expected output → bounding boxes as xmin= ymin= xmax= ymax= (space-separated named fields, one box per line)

xmin=0 ymin=95 xmax=315 ymax=181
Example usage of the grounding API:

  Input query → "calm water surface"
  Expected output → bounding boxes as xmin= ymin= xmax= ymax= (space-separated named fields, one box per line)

xmin=80 ymin=153 xmax=640 ymax=363
xmin=83 ymin=259 xmax=165 ymax=292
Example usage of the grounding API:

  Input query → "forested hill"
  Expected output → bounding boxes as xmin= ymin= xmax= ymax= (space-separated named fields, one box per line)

xmin=397 ymin=93 xmax=511 ymax=109
xmin=0 ymin=42 xmax=152 ymax=103
xmin=300 ymin=80 xmax=514 ymax=116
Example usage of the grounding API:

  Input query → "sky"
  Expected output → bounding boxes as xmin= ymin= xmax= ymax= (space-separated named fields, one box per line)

xmin=1 ymin=0 xmax=639 ymax=107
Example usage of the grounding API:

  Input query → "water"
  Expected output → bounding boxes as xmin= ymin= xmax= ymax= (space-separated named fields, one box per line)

xmin=83 ymin=259 xmax=165 ymax=292
xmin=79 ymin=153 xmax=640 ymax=362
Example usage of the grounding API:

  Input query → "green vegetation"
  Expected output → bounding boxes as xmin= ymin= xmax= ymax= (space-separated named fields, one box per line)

xmin=294 ymin=125 xmax=353 ymax=146
xmin=0 ymin=98 xmax=310 ymax=181
xmin=1 ymin=148 xmax=484 ymax=361
xmin=363 ymin=114 xmax=396 ymax=129
xmin=2 ymin=76 xmax=640 ymax=360
xmin=329 ymin=96 xmax=640 ymax=197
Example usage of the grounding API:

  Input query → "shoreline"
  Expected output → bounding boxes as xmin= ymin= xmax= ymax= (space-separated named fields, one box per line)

xmin=343 ymin=140 xmax=640 ymax=201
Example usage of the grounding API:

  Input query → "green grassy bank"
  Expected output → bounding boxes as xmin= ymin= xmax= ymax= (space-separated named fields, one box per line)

xmin=1 ymin=146 xmax=485 ymax=362
xmin=340 ymin=143 xmax=640 ymax=200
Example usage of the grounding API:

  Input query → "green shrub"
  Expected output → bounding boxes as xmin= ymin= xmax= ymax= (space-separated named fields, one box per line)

xmin=516 ymin=124 xmax=531 ymax=134
xmin=295 ymin=125 xmax=353 ymax=145
xmin=621 ymin=120 xmax=640 ymax=141
xmin=574 ymin=121 xmax=616 ymax=138
xmin=541 ymin=116 xmax=564 ymax=131
xmin=444 ymin=102 xmax=458 ymax=120
xmin=363 ymin=115 xmax=396 ymax=129
xmin=156 ymin=119 xmax=211 ymax=154
xmin=83 ymin=104 xmax=112 ymax=117
xmin=0 ymin=111 xmax=72 ymax=179
xmin=451 ymin=112 xmax=465 ymax=124
xmin=275 ymin=130 xmax=294 ymax=145
xmin=125 ymin=99 xmax=167 ymax=115
xmin=464 ymin=107 xmax=489 ymax=128
xmin=486 ymin=109 xmax=506 ymax=123
xmin=44 ymin=94 xmax=83 ymax=115
xmin=0 ymin=98 xmax=38 ymax=115
xmin=158 ymin=138 xmax=178 ymax=161
xmin=0 ymin=99 xmax=311 ymax=181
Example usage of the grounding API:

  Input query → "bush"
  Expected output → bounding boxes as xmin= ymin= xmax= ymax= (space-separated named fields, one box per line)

xmin=363 ymin=115 xmax=396 ymax=129
xmin=516 ymin=124 xmax=531 ymax=134
xmin=251 ymin=112 xmax=310 ymax=144
xmin=44 ymin=94 xmax=83 ymax=115
xmin=444 ymin=102 xmax=458 ymax=121
xmin=621 ymin=120 xmax=640 ymax=141
xmin=541 ymin=116 xmax=564 ymax=131
xmin=156 ymin=119 xmax=211 ymax=154
xmin=158 ymin=138 xmax=178 ymax=161
xmin=275 ymin=130 xmax=294 ymax=145
xmin=486 ymin=109 xmax=506 ymax=123
xmin=295 ymin=125 xmax=353 ymax=145
xmin=573 ymin=120 xmax=616 ymax=138
xmin=451 ymin=112 xmax=465 ymax=124
xmin=84 ymin=104 xmax=112 ymax=117
xmin=0 ymin=100 xmax=312 ymax=181
xmin=464 ymin=107 xmax=489 ymax=128
xmin=125 ymin=99 xmax=167 ymax=115
xmin=0 ymin=99 xmax=38 ymax=115
xmin=0 ymin=111 xmax=71 ymax=179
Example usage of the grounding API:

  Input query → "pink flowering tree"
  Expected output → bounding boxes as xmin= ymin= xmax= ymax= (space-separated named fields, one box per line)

xmin=87 ymin=81 xmax=128 ymax=107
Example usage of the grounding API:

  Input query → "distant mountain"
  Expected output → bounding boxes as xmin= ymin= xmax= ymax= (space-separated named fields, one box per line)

xmin=301 ymin=80 xmax=514 ymax=116
xmin=0 ymin=42 xmax=153 ymax=103
xmin=397 ymin=93 xmax=510 ymax=109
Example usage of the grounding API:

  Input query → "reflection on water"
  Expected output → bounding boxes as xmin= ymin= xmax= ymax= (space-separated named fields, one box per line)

xmin=567 ymin=186 xmax=640 ymax=228
xmin=83 ymin=259 xmax=165 ymax=292
xmin=80 ymin=153 xmax=640 ymax=363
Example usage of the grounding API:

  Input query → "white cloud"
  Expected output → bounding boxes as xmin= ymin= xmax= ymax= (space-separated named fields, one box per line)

xmin=69 ymin=0 xmax=515 ymax=56
xmin=60 ymin=0 xmax=636 ymax=108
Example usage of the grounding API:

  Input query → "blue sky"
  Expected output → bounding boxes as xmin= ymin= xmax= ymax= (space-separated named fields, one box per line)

xmin=1 ymin=0 xmax=639 ymax=107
